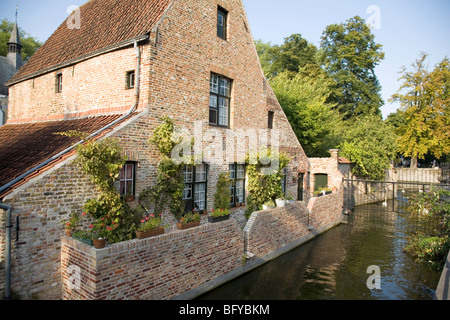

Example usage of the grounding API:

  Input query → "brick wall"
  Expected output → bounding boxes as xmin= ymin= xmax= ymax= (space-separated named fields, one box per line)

xmin=245 ymin=190 xmax=343 ymax=260
xmin=0 ymin=159 xmax=99 ymax=300
xmin=7 ymin=46 xmax=149 ymax=123
xmin=61 ymin=219 xmax=244 ymax=300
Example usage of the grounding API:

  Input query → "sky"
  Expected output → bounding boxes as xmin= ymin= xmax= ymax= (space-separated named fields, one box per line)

xmin=1 ymin=0 xmax=449 ymax=119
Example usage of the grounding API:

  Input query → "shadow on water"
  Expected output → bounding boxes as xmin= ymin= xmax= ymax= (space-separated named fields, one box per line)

xmin=197 ymin=191 xmax=442 ymax=300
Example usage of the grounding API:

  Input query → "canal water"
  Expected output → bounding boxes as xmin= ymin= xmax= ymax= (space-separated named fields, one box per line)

xmin=197 ymin=198 xmax=442 ymax=300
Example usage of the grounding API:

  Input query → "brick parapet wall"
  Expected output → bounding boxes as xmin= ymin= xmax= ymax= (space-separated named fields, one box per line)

xmin=245 ymin=189 xmax=344 ymax=260
xmin=61 ymin=218 xmax=244 ymax=300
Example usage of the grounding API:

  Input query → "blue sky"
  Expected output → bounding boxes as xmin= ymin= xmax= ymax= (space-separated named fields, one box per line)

xmin=1 ymin=0 xmax=449 ymax=119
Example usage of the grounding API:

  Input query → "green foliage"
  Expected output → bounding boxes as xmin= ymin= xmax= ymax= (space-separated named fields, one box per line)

xmin=339 ymin=115 xmax=397 ymax=180
xmin=407 ymin=187 xmax=450 ymax=234
xmin=137 ymin=213 xmax=164 ymax=232
xmin=179 ymin=212 xmax=201 ymax=224
xmin=390 ymin=53 xmax=450 ymax=166
xmin=404 ymin=233 xmax=450 ymax=271
xmin=258 ymin=34 xmax=318 ymax=79
xmin=59 ymin=130 xmax=140 ymax=243
xmin=244 ymin=148 xmax=290 ymax=218
xmin=214 ymin=172 xmax=232 ymax=210
xmin=320 ymin=16 xmax=385 ymax=119
xmin=210 ymin=208 xmax=231 ymax=217
xmin=0 ymin=19 xmax=42 ymax=61
xmin=270 ymin=66 xmax=343 ymax=157
xmin=139 ymin=117 xmax=186 ymax=221
xmin=404 ymin=187 xmax=450 ymax=270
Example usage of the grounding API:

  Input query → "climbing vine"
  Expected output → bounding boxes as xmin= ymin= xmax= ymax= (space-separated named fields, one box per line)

xmin=58 ymin=130 xmax=141 ymax=243
xmin=244 ymin=147 xmax=291 ymax=218
xmin=138 ymin=116 xmax=187 ymax=221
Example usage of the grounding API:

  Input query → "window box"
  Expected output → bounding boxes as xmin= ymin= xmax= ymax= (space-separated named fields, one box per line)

xmin=136 ymin=227 xmax=164 ymax=239
xmin=177 ymin=221 xmax=201 ymax=230
xmin=208 ymin=215 xmax=230 ymax=223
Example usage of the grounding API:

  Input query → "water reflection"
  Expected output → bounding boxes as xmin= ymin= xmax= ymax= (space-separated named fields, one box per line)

xmin=198 ymin=201 xmax=441 ymax=300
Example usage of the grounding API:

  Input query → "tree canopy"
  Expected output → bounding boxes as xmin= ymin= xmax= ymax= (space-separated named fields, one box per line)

xmin=320 ymin=16 xmax=385 ymax=120
xmin=390 ymin=53 xmax=450 ymax=167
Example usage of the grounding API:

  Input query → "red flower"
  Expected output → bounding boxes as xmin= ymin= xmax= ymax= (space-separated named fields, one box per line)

xmin=141 ymin=219 xmax=145 ymax=223
xmin=107 ymin=226 xmax=112 ymax=231
xmin=150 ymin=214 xmax=155 ymax=218
xmin=89 ymin=224 xmax=94 ymax=228
xmin=82 ymin=212 xmax=86 ymax=216
xmin=66 ymin=222 xmax=71 ymax=226
xmin=211 ymin=209 xmax=214 ymax=212
xmin=220 ymin=209 xmax=223 ymax=211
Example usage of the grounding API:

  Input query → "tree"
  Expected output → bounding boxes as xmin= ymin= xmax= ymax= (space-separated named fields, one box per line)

xmin=255 ymin=34 xmax=318 ymax=79
xmin=390 ymin=53 xmax=450 ymax=168
xmin=0 ymin=19 xmax=42 ymax=61
xmin=270 ymin=66 xmax=343 ymax=157
xmin=320 ymin=16 xmax=385 ymax=120
xmin=339 ymin=115 xmax=397 ymax=180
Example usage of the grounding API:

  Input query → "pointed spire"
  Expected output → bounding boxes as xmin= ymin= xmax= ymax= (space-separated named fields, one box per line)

xmin=7 ymin=5 xmax=23 ymax=70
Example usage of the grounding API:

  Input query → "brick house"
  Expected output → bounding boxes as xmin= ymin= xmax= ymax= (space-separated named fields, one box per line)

xmin=0 ymin=0 xmax=344 ymax=300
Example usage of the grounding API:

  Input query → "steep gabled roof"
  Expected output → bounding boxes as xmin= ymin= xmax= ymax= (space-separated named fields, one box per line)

xmin=8 ymin=0 xmax=172 ymax=85
xmin=0 ymin=114 xmax=132 ymax=198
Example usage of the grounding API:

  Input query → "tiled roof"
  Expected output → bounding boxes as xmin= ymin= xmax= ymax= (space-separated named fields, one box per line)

xmin=339 ymin=157 xmax=352 ymax=164
xmin=0 ymin=114 xmax=129 ymax=198
xmin=9 ymin=0 xmax=172 ymax=84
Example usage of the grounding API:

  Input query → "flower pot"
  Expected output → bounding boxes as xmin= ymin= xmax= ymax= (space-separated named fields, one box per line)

xmin=275 ymin=199 xmax=286 ymax=207
xmin=136 ymin=227 xmax=165 ymax=239
xmin=92 ymin=238 xmax=106 ymax=249
xmin=177 ymin=221 xmax=201 ymax=230
xmin=208 ymin=215 xmax=230 ymax=223
xmin=65 ymin=229 xmax=72 ymax=237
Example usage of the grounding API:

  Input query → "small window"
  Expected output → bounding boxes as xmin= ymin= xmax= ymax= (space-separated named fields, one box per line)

xmin=126 ymin=71 xmax=135 ymax=89
xmin=118 ymin=162 xmax=136 ymax=196
xmin=229 ymin=163 xmax=246 ymax=206
xmin=56 ymin=73 xmax=63 ymax=93
xmin=217 ymin=7 xmax=228 ymax=40
xmin=209 ymin=73 xmax=231 ymax=127
xmin=268 ymin=111 xmax=274 ymax=129
xmin=314 ymin=174 xmax=328 ymax=191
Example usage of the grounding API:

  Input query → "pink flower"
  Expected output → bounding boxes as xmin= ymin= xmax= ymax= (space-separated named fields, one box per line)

xmin=150 ymin=214 xmax=155 ymax=218
xmin=145 ymin=217 xmax=149 ymax=220
xmin=141 ymin=219 xmax=145 ymax=223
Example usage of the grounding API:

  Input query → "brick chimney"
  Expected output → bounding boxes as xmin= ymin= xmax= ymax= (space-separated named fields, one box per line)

xmin=329 ymin=149 xmax=339 ymax=163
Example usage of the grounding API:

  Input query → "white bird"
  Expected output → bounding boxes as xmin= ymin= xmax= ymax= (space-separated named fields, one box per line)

xmin=382 ymin=197 xmax=387 ymax=207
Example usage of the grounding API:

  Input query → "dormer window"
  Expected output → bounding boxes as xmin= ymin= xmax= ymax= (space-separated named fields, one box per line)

xmin=217 ymin=7 xmax=228 ymax=40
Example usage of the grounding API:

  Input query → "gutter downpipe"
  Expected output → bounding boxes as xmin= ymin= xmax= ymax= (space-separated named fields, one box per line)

xmin=0 ymin=203 xmax=12 ymax=300
xmin=0 ymin=37 xmax=144 ymax=300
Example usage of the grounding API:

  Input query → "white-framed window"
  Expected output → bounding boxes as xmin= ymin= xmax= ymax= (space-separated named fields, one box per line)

xmin=183 ymin=163 xmax=208 ymax=212
xmin=209 ymin=73 xmax=231 ymax=127
xmin=118 ymin=162 xmax=135 ymax=196
xmin=229 ymin=163 xmax=245 ymax=206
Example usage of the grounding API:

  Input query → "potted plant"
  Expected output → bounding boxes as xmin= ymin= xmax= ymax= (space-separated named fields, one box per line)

xmin=262 ymin=200 xmax=275 ymax=210
xmin=275 ymin=197 xmax=286 ymax=207
xmin=61 ymin=211 xmax=81 ymax=237
xmin=136 ymin=213 xmax=165 ymax=239
xmin=208 ymin=208 xmax=230 ymax=223
xmin=177 ymin=212 xmax=201 ymax=230
xmin=89 ymin=220 xmax=114 ymax=249
xmin=71 ymin=229 xmax=93 ymax=246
